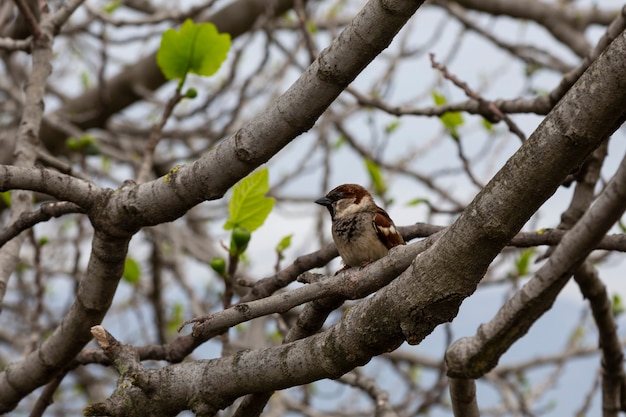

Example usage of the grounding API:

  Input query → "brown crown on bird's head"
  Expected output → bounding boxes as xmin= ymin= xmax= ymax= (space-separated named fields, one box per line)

xmin=315 ymin=184 xmax=375 ymax=220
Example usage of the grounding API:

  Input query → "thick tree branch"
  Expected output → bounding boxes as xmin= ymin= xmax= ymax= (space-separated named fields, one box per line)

xmin=0 ymin=0 xmax=426 ymax=412
xmin=65 ymin=0 xmax=425 ymax=234
xmin=185 ymin=237 xmax=434 ymax=338
xmin=85 ymin=23 xmax=626 ymax=417
xmin=446 ymin=150 xmax=626 ymax=379
xmin=39 ymin=0 xmax=299 ymax=155
xmin=0 ymin=230 xmax=131 ymax=411
xmin=0 ymin=9 xmax=53 ymax=309
xmin=0 ymin=165 xmax=102 ymax=215
xmin=69 ymin=223 xmax=626 ymax=369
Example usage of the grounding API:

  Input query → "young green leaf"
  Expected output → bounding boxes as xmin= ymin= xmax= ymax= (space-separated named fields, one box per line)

xmin=223 ymin=167 xmax=275 ymax=232
xmin=333 ymin=135 xmax=346 ymax=149
xmin=514 ymin=248 xmax=535 ymax=276
xmin=276 ymin=234 xmax=293 ymax=253
xmin=103 ymin=0 xmax=121 ymax=14
xmin=407 ymin=198 xmax=428 ymax=207
xmin=612 ymin=293 xmax=624 ymax=318
xmin=167 ymin=303 xmax=184 ymax=333
xmin=364 ymin=158 xmax=387 ymax=197
xmin=384 ymin=119 xmax=401 ymax=134
xmin=156 ymin=19 xmax=231 ymax=81
xmin=0 ymin=191 xmax=10 ymax=206
xmin=432 ymin=91 xmax=464 ymax=139
xmin=65 ymin=135 xmax=100 ymax=155
xmin=432 ymin=91 xmax=447 ymax=106
xmin=123 ymin=257 xmax=141 ymax=284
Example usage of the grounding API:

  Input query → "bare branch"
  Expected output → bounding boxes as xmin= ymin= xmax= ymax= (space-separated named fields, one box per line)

xmin=450 ymin=378 xmax=480 ymax=417
xmin=0 ymin=201 xmax=84 ymax=248
xmin=186 ymin=235 xmax=436 ymax=339
xmin=429 ymin=53 xmax=527 ymax=142
xmin=12 ymin=0 xmax=41 ymax=38
xmin=574 ymin=263 xmax=625 ymax=415
xmin=446 ymin=152 xmax=626 ymax=379
xmin=0 ymin=165 xmax=102 ymax=211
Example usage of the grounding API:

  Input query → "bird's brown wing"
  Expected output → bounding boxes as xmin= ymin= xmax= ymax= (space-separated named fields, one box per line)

xmin=373 ymin=210 xmax=405 ymax=248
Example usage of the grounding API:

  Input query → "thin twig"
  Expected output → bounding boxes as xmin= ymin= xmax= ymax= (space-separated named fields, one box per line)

xmin=429 ymin=53 xmax=527 ymax=142
xmin=137 ymin=88 xmax=184 ymax=183
xmin=0 ymin=201 xmax=85 ymax=248
xmin=28 ymin=369 xmax=70 ymax=417
xmin=12 ymin=0 xmax=41 ymax=38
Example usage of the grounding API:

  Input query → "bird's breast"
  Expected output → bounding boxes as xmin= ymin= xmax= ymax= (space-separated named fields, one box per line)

xmin=331 ymin=214 xmax=389 ymax=267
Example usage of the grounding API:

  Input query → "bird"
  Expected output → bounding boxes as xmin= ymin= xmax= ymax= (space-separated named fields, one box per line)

xmin=315 ymin=184 xmax=405 ymax=270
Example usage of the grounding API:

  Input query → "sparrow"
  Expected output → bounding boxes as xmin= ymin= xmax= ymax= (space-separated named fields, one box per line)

xmin=315 ymin=184 xmax=405 ymax=269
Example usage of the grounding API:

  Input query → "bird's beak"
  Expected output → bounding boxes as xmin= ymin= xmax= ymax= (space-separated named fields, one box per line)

xmin=315 ymin=197 xmax=332 ymax=207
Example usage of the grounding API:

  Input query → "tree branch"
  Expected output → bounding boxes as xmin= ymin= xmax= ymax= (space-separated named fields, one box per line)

xmin=0 ymin=230 xmax=131 ymax=411
xmin=0 ymin=7 xmax=53 ymax=311
xmin=0 ymin=201 xmax=84 ymax=248
xmin=39 ymin=0 xmax=300 ymax=155
xmin=450 ymin=378 xmax=480 ymax=417
xmin=0 ymin=165 xmax=102 ymax=214
xmin=81 ymin=23 xmax=626 ymax=416
xmin=574 ymin=262 xmax=625 ymax=415
xmin=446 ymin=150 xmax=626 ymax=378
xmin=429 ymin=52 xmax=526 ymax=141
xmin=0 ymin=0 xmax=427 ymax=412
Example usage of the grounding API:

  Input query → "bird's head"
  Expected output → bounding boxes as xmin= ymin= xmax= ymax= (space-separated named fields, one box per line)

xmin=315 ymin=184 xmax=375 ymax=220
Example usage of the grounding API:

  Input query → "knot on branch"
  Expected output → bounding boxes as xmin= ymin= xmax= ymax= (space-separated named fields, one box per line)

xmin=85 ymin=326 xmax=154 ymax=416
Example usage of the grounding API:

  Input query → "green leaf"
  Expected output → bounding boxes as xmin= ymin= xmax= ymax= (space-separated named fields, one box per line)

xmin=432 ymin=91 xmax=464 ymax=139
xmin=65 ymin=135 xmax=100 ymax=155
xmin=80 ymin=71 xmax=91 ymax=89
xmin=123 ymin=257 xmax=141 ymax=284
xmin=514 ymin=248 xmax=535 ymax=276
xmin=432 ymin=91 xmax=447 ymax=106
xmin=167 ymin=303 xmax=184 ymax=333
xmin=525 ymin=63 xmax=541 ymax=77
xmin=407 ymin=198 xmax=427 ymax=206
xmin=103 ymin=0 xmax=121 ymax=14
xmin=223 ymin=167 xmax=275 ymax=232
xmin=481 ymin=117 xmax=494 ymax=132
xmin=569 ymin=325 xmax=585 ymax=345
xmin=306 ymin=20 xmax=317 ymax=34
xmin=101 ymin=155 xmax=111 ymax=173
xmin=333 ymin=135 xmax=346 ymax=149
xmin=0 ymin=191 xmax=10 ymax=206
xmin=364 ymin=158 xmax=386 ymax=196
xmin=276 ymin=234 xmax=293 ymax=253
xmin=384 ymin=119 xmax=401 ymax=134
xmin=156 ymin=19 xmax=231 ymax=81
xmin=612 ymin=294 xmax=624 ymax=318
